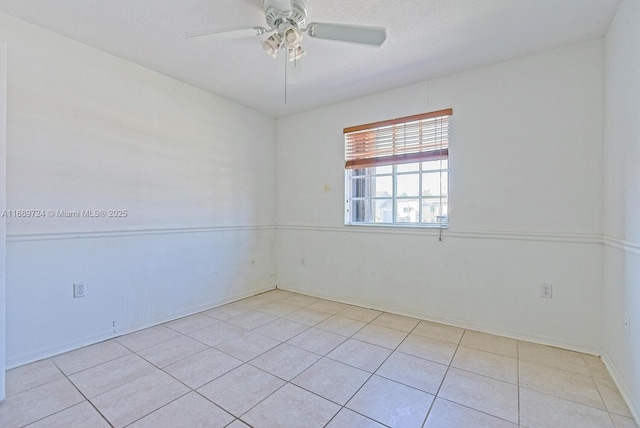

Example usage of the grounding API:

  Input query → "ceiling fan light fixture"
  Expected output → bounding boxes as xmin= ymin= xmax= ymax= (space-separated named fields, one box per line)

xmin=262 ymin=33 xmax=283 ymax=58
xmin=288 ymin=46 xmax=306 ymax=61
xmin=281 ymin=24 xmax=304 ymax=49
xmin=187 ymin=0 xmax=387 ymax=67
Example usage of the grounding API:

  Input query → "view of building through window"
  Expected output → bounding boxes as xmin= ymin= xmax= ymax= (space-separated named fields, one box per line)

xmin=347 ymin=159 xmax=448 ymax=225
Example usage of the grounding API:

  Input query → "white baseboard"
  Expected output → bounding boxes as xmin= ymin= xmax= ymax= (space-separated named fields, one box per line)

xmin=601 ymin=348 xmax=640 ymax=424
xmin=275 ymin=286 xmax=601 ymax=355
xmin=6 ymin=285 xmax=276 ymax=369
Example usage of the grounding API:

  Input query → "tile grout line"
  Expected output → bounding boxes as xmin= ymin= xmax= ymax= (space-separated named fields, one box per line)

xmin=121 ymin=315 xmax=288 ymax=427
xmin=583 ymin=352 xmax=619 ymax=426
xmin=212 ymin=303 xmax=491 ymax=427
xmin=7 ymin=342 xmax=134 ymax=400
xmin=48 ymin=358 xmax=115 ymax=428
xmin=3 ymin=374 xmax=61 ymax=401
xmin=321 ymin=309 xmax=396 ymax=428
xmin=327 ymin=313 xmax=425 ymax=427
xmin=420 ymin=328 xmax=465 ymax=427
xmin=88 ymin=343 xmax=195 ymax=427
xmin=10 ymin=290 xmax=634 ymax=428
xmin=292 ymin=308 xmax=387 ymax=427
xmin=180 ymin=296 xmax=342 ymax=425
xmin=320 ymin=310 xmax=391 ymax=428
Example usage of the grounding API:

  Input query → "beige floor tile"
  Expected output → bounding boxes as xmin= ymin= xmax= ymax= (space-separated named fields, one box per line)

xmin=283 ymin=294 xmax=321 ymax=307
xmin=250 ymin=343 xmax=320 ymax=380
xmin=316 ymin=315 xmax=367 ymax=337
xmin=91 ymin=370 xmax=189 ymax=428
xmin=202 ymin=304 xmax=248 ymax=321
xmin=611 ymin=414 xmax=640 ymax=428
xmin=439 ymin=368 xmax=518 ymax=423
xmin=52 ymin=340 xmax=131 ymax=376
xmin=225 ymin=310 xmax=277 ymax=330
xmin=227 ymin=419 xmax=251 ymax=428
xmin=451 ymin=346 xmax=518 ymax=384
xmin=337 ymin=306 xmax=383 ymax=323
xmin=287 ymin=327 xmax=347 ymax=355
xmin=460 ymin=330 xmax=518 ymax=358
xmin=346 ymin=375 xmax=434 ymax=428
xmin=519 ymin=360 xmax=605 ymax=409
xmin=376 ymin=352 xmax=447 ymax=394
xmin=232 ymin=294 xmax=275 ymax=309
xmin=519 ymin=388 xmax=614 ymax=428
xmin=163 ymin=348 xmax=242 ymax=389
xmin=0 ymin=378 xmax=84 ymax=428
xmin=256 ymin=301 xmax=301 ymax=317
xmin=353 ymin=324 xmax=408 ymax=349
xmin=242 ymin=383 xmax=340 ymax=428
xmin=6 ymin=359 xmax=63 ymax=397
xmin=214 ymin=332 xmax=280 ymax=362
xmin=263 ymin=289 xmax=296 ymax=300
xmin=115 ymin=325 xmax=182 ymax=352
xmin=326 ymin=408 xmax=385 ymax=427
xmin=187 ymin=321 xmax=247 ymax=347
xmin=26 ymin=401 xmax=111 ymax=428
xmin=137 ymin=335 xmax=208 ymax=368
xmin=327 ymin=338 xmax=392 ymax=373
xmin=413 ymin=320 xmax=464 ymax=344
xmin=164 ymin=313 xmax=219 ymax=334
xmin=582 ymin=353 xmax=612 ymax=380
xmin=292 ymin=358 xmax=370 ymax=405
xmin=518 ymin=341 xmax=590 ymax=375
xmin=284 ymin=307 xmax=332 ymax=326
xmin=253 ymin=317 xmax=309 ymax=342
xmin=308 ymin=299 xmax=350 ymax=314
xmin=198 ymin=364 xmax=285 ymax=417
xmin=371 ymin=312 xmax=420 ymax=333
xmin=10 ymin=292 xmax=636 ymax=428
xmin=595 ymin=377 xmax=634 ymax=417
xmin=397 ymin=333 xmax=458 ymax=365
xmin=69 ymin=354 xmax=156 ymax=398
xmin=424 ymin=398 xmax=517 ymax=428
xmin=128 ymin=392 xmax=234 ymax=428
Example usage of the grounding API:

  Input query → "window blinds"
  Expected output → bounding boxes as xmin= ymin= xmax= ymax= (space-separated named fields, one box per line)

xmin=344 ymin=108 xmax=452 ymax=169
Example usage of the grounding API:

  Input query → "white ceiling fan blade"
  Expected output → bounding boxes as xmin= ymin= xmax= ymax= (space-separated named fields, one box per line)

xmin=186 ymin=27 xmax=268 ymax=42
xmin=305 ymin=22 xmax=387 ymax=46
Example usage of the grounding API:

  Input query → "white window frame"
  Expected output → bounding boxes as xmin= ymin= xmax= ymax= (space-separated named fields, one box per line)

xmin=344 ymin=109 xmax=451 ymax=227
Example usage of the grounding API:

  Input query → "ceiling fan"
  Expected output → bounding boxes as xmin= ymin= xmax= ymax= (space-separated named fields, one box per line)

xmin=187 ymin=0 xmax=387 ymax=62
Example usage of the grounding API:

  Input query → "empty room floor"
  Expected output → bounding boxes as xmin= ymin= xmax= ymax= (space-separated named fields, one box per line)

xmin=1 ymin=289 xmax=637 ymax=428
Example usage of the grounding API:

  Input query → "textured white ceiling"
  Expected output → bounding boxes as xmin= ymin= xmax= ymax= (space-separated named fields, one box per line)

xmin=0 ymin=0 xmax=621 ymax=117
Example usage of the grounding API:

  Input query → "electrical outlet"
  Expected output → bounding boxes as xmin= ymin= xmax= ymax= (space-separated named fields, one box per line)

xmin=73 ymin=283 xmax=85 ymax=298
xmin=540 ymin=283 xmax=552 ymax=299
xmin=624 ymin=312 xmax=630 ymax=336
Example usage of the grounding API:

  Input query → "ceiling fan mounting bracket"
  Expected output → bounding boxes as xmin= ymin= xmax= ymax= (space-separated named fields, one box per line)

xmin=264 ymin=0 xmax=308 ymax=30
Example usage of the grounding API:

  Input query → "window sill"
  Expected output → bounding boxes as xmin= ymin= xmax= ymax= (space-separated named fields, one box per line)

xmin=344 ymin=223 xmax=449 ymax=229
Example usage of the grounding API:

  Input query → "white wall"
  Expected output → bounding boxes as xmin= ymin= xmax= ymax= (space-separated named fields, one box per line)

xmin=1 ymin=13 xmax=277 ymax=367
xmin=276 ymin=39 xmax=604 ymax=352
xmin=0 ymin=42 xmax=7 ymax=400
xmin=603 ymin=0 xmax=640 ymax=419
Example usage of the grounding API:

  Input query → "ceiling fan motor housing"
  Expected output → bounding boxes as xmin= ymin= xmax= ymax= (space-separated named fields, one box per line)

xmin=264 ymin=0 xmax=308 ymax=29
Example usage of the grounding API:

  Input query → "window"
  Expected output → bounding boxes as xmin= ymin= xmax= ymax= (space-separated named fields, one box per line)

xmin=344 ymin=109 xmax=451 ymax=226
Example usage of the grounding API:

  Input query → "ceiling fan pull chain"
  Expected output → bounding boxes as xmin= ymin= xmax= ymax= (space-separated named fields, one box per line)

xmin=284 ymin=49 xmax=288 ymax=104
